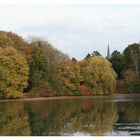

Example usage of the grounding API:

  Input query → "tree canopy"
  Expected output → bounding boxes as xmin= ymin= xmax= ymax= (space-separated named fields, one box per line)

xmin=0 ymin=46 xmax=29 ymax=98
xmin=82 ymin=56 xmax=117 ymax=95
xmin=0 ymin=30 xmax=140 ymax=98
xmin=110 ymin=50 xmax=124 ymax=79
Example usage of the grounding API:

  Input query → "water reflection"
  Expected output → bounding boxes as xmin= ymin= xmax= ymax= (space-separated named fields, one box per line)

xmin=114 ymin=102 xmax=140 ymax=136
xmin=0 ymin=98 xmax=140 ymax=136
xmin=0 ymin=102 xmax=31 ymax=136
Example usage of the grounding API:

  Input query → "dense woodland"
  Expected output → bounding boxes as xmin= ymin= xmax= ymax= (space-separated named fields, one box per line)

xmin=0 ymin=31 xmax=140 ymax=99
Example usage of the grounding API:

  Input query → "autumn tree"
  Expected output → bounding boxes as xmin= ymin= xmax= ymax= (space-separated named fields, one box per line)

xmin=0 ymin=31 xmax=33 ymax=60
xmin=123 ymin=69 xmax=140 ymax=93
xmin=0 ymin=31 xmax=13 ymax=47
xmin=28 ymin=39 xmax=82 ymax=96
xmin=42 ymin=41 xmax=81 ymax=95
xmin=0 ymin=46 xmax=29 ymax=98
xmin=82 ymin=56 xmax=117 ymax=95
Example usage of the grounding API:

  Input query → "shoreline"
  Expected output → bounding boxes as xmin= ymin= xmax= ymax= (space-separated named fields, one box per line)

xmin=0 ymin=94 xmax=140 ymax=102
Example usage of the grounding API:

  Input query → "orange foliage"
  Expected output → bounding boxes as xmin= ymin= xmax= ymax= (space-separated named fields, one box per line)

xmin=80 ymin=85 xmax=93 ymax=95
xmin=78 ymin=59 xmax=88 ymax=67
xmin=36 ymin=83 xmax=48 ymax=96
xmin=81 ymin=101 xmax=92 ymax=111
xmin=27 ymin=83 xmax=50 ymax=98
xmin=0 ymin=31 xmax=34 ymax=60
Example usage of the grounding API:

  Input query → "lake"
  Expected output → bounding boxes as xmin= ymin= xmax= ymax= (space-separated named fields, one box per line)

xmin=0 ymin=96 xmax=140 ymax=136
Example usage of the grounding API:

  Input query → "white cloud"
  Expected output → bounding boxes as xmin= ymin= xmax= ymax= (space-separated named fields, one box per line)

xmin=0 ymin=5 xmax=140 ymax=60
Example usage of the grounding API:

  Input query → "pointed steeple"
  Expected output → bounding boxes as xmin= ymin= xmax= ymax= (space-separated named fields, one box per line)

xmin=107 ymin=43 xmax=111 ymax=59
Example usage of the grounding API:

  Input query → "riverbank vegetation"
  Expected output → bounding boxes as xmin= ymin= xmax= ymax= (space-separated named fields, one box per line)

xmin=0 ymin=31 xmax=140 ymax=98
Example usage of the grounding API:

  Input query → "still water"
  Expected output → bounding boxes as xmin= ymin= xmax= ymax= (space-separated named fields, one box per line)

xmin=0 ymin=97 xmax=140 ymax=136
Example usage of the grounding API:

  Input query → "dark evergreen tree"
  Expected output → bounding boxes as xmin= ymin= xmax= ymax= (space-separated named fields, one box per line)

xmin=110 ymin=50 xmax=124 ymax=79
xmin=92 ymin=51 xmax=101 ymax=56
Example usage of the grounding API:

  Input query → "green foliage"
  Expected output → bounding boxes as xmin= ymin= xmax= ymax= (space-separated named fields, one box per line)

xmin=92 ymin=51 xmax=101 ymax=56
xmin=29 ymin=45 xmax=48 ymax=88
xmin=85 ymin=50 xmax=101 ymax=59
xmin=110 ymin=50 xmax=124 ymax=79
xmin=0 ymin=46 xmax=29 ymax=98
xmin=121 ymin=43 xmax=140 ymax=93
xmin=27 ymin=39 xmax=82 ymax=96
xmin=1 ymin=30 xmax=140 ymax=97
xmin=82 ymin=56 xmax=117 ymax=95
xmin=85 ymin=53 xmax=91 ymax=59
xmin=123 ymin=43 xmax=140 ymax=76
xmin=130 ymin=44 xmax=140 ymax=77
xmin=40 ymin=41 xmax=81 ymax=94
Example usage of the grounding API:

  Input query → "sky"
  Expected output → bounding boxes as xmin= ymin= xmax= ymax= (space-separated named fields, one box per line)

xmin=0 ymin=4 xmax=140 ymax=60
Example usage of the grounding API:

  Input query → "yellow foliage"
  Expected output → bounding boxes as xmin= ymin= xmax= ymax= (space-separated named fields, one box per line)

xmin=5 ymin=88 xmax=25 ymax=99
xmin=82 ymin=56 xmax=117 ymax=95
xmin=0 ymin=102 xmax=31 ymax=136
xmin=0 ymin=46 xmax=29 ymax=98
xmin=56 ymin=59 xmax=81 ymax=91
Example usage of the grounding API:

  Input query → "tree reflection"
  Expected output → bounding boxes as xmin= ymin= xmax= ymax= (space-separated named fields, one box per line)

xmin=1 ymin=99 xmax=139 ymax=136
xmin=117 ymin=102 xmax=140 ymax=123
xmin=0 ymin=102 xmax=31 ymax=136
xmin=26 ymin=99 xmax=118 ymax=136
xmin=60 ymin=100 xmax=118 ymax=135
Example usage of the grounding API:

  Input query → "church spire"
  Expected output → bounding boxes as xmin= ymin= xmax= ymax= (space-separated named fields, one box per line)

xmin=107 ymin=43 xmax=111 ymax=59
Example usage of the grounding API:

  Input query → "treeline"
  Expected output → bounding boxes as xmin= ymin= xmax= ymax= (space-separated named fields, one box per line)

xmin=0 ymin=31 xmax=139 ymax=98
xmin=110 ymin=44 xmax=140 ymax=93
xmin=85 ymin=44 xmax=140 ymax=94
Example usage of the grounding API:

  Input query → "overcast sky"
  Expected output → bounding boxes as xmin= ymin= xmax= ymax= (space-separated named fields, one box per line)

xmin=0 ymin=4 xmax=140 ymax=60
